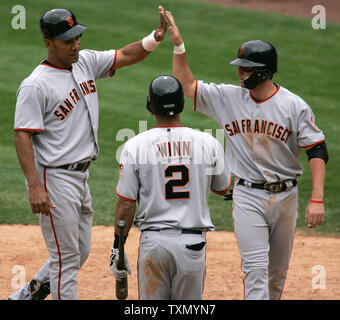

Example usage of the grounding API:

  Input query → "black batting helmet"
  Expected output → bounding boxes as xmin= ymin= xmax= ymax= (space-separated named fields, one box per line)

xmin=40 ymin=8 xmax=86 ymax=40
xmin=230 ymin=40 xmax=277 ymax=74
xmin=146 ymin=75 xmax=184 ymax=116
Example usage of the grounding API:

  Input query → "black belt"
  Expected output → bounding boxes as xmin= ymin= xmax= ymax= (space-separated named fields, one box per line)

xmin=146 ymin=228 xmax=203 ymax=235
xmin=56 ymin=161 xmax=91 ymax=172
xmin=238 ymin=178 xmax=297 ymax=193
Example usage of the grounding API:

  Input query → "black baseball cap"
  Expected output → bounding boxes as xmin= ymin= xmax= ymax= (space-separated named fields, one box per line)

xmin=40 ymin=8 xmax=87 ymax=40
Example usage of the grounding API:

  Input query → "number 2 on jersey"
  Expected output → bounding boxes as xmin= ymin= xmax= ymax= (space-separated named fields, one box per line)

xmin=164 ymin=165 xmax=190 ymax=200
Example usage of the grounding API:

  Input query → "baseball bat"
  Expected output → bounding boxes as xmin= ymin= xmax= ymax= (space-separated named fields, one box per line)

xmin=116 ymin=220 xmax=128 ymax=300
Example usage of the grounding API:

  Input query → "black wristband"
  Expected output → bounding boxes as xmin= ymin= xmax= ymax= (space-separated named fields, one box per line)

xmin=113 ymin=233 xmax=128 ymax=249
xmin=306 ymin=141 xmax=328 ymax=164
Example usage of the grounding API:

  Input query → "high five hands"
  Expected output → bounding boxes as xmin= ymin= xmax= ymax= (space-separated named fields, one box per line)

xmin=154 ymin=6 xmax=168 ymax=41
xmin=165 ymin=10 xmax=183 ymax=46
xmin=153 ymin=6 xmax=183 ymax=46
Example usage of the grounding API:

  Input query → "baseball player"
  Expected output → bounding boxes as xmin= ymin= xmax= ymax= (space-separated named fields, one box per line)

xmin=8 ymin=7 xmax=168 ymax=300
xmin=165 ymin=11 xmax=328 ymax=300
xmin=109 ymin=75 xmax=232 ymax=300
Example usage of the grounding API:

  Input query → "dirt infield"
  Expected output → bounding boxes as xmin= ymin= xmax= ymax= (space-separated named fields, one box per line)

xmin=1 ymin=225 xmax=339 ymax=300
xmin=194 ymin=0 xmax=340 ymax=23
xmin=1 ymin=0 xmax=339 ymax=301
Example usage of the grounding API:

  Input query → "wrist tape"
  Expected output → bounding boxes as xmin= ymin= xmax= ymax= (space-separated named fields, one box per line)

xmin=142 ymin=30 xmax=160 ymax=52
xmin=174 ymin=42 xmax=185 ymax=54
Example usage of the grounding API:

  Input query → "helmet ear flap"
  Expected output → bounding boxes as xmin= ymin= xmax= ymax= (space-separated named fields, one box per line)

xmin=243 ymin=69 xmax=271 ymax=89
xmin=146 ymin=96 xmax=153 ymax=114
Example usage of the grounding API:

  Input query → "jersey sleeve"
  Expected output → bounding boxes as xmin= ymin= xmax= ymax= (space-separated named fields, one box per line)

xmin=14 ymin=85 xmax=45 ymax=133
xmin=194 ymin=80 xmax=226 ymax=125
xmin=82 ymin=49 xmax=118 ymax=80
xmin=115 ymin=144 xmax=139 ymax=202
xmin=209 ymin=137 xmax=232 ymax=195
xmin=297 ymin=104 xmax=325 ymax=148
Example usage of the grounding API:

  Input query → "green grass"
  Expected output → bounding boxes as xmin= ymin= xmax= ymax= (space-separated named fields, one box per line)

xmin=0 ymin=0 xmax=339 ymax=236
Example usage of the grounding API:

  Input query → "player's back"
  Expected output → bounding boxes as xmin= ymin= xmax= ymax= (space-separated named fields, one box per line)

xmin=118 ymin=126 xmax=229 ymax=231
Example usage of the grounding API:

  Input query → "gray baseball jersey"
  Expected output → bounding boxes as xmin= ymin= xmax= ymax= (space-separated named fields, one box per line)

xmin=116 ymin=125 xmax=231 ymax=299
xmin=14 ymin=49 xmax=117 ymax=166
xmin=194 ymin=81 xmax=325 ymax=182
xmin=12 ymin=49 xmax=117 ymax=300
xmin=116 ymin=126 xmax=232 ymax=231
xmin=194 ymin=79 xmax=325 ymax=300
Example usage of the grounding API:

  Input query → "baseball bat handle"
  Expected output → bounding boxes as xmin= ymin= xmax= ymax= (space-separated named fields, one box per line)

xmin=117 ymin=220 xmax=126 ymax=270
xmin=116 ymin=220 xmax=128 ymax=300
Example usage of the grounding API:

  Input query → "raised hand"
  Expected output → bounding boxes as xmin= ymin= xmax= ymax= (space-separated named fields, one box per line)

xmin=154 ymin=6 xmax=168 ymax=41
xmin=165 ymin=10 xmax=183 ymax=46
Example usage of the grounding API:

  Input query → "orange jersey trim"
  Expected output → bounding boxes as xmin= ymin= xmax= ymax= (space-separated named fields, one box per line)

xmin=109 ymin=50 xmax=118 ymax=77
xmin=40 ymin=62 xmax=72 ymax=71
xmin=249 ymin=85 xmax=281 ymax=104
xmin=156 ymin=125 xmax=184 ymax=128
xmin=212 ymin=189 xmax=228 ymax=196
xmin=14 ymin=128 xmax=44 ymax=133
xmin=43 ymin=167 xmax=63 ymax=300
xmin=300 ymin=139 xmax=326 ymax=149
xmin=115 ymin=189 xmax=136 ymax=202
xmin=193 ymin=80 xmax=198 ymax=111
xmin=211 ymin=176 xmax=232 ymax=195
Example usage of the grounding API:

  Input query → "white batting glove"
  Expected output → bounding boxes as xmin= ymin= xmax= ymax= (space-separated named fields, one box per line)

xmin=110 ymin=247 xmax=132 ymax=280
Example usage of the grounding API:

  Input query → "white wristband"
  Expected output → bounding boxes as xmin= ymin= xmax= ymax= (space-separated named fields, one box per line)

xmin=142 ymin=30 xmax=160 ymax=52
xmin=173 ymin=42 xmax=185 ymax=54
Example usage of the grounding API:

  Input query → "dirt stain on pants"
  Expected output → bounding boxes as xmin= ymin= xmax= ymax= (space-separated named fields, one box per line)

xmin=142 ymin=256 xmax=163 ymax=296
